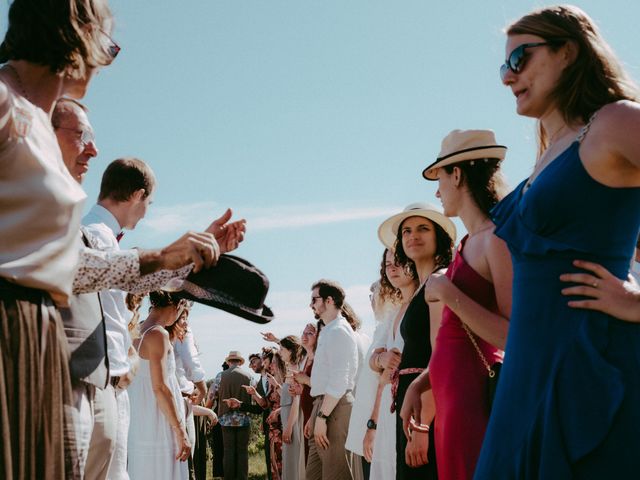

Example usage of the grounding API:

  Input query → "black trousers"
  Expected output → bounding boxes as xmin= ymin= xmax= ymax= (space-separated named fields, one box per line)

xmin=221 ymin=426 xmax=250 ymax=480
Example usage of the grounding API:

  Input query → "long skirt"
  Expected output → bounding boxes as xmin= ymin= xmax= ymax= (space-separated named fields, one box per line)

xmin=0 ymin=281 xmax=77 ymax=479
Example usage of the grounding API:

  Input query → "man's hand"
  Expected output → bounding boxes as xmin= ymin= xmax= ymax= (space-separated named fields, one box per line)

xmin=223 ymin=398 xmax=241 ymax=409
xmin=241 ymin=385 xmax=257 ymax=396
xmin=156 ymin=231 xmax=220 ymax=273
xmin=314 ymin=418 xmax=330 ymax=450
xmin=205 ymin=208 xmax=246 ymax=254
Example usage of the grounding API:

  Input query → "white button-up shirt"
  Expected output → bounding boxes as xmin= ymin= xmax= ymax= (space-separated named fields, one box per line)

xmin=174 ymin=327 xmax=206 ymax=394
xmin=83 ymin=205 xmax=132 ymax=376
xmin=310 ymin=315 xmax=358 ymax=399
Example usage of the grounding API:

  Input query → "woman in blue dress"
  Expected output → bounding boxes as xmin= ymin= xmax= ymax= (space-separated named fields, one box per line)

xmin=474 ymin=5 xmax=640 ymax=479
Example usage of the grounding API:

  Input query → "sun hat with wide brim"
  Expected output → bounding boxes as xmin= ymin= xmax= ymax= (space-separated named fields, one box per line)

xmin=224 ymin=350 xmax=245 ymax=365
xmin=422 ymin=129 xmax=507 ymax=180
xmin=378 ymin=202 xmax=457 ymax=249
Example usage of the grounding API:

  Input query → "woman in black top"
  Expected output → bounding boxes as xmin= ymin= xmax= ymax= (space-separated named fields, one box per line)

xmin=377 ymin=203 xmax=456 ymax=480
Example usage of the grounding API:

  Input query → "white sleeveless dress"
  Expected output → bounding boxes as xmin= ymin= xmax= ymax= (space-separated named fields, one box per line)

xmin=127 ymin=326 xmax=188 ymax=480
xmin=370 ymin=318 xmax=405 ymax=480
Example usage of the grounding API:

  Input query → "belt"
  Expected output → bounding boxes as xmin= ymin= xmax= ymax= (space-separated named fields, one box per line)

xmin=0 ymin=277 xmax=49 ymax=303
xmin=390 ymin=368 xmax=425 ymax=413
xmin=109 ymin=376 xmax=121 ymax=388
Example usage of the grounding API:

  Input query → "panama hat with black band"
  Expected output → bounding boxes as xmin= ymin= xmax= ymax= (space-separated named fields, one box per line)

xmin=422 ymin=129 xmax=507 ymax=181
xmin=378 ymin=202 xmax=457 ymax=250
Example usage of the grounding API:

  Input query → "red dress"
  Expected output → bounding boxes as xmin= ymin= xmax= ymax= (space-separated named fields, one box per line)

xmin=428 ymin=236 xmax=503 ymax=480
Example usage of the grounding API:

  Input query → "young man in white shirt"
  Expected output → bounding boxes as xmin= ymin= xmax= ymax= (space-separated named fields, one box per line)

xmin=306 ymin=280 xmax=359 ymax=480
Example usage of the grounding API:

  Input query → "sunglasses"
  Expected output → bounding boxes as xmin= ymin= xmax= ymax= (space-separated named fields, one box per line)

xmin=99 ymin=28 xmax=121 ymax=59
xmin=499 ymin=41 xmax=562 ymax=81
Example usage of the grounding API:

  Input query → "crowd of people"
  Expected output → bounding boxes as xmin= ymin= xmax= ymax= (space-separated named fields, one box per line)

xmin=0 ymin=1 xmax=639 ymax=480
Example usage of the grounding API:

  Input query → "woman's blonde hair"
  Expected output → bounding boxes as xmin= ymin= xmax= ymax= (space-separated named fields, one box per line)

xmin=0 ymin=0 xmax=115 ymax=79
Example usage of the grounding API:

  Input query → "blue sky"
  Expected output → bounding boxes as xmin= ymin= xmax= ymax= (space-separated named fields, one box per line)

xmin=4 ymin=1 xmax=638 ymax=376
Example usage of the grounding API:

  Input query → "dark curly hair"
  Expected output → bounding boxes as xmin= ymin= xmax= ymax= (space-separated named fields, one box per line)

xmin=394 ymin=217 xmax=453 ymax=275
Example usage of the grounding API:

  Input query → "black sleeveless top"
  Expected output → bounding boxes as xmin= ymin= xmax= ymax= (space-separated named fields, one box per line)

xmin=398 ymin=284 xmax=432 ymax=371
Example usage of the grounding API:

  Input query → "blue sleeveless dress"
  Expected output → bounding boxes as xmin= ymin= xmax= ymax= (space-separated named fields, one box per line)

xmin=473 ymin=137 xmax=640 ymax=479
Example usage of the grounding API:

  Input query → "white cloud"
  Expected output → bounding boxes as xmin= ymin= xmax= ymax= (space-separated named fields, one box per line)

xmin=140 ymin=201 xmax=401 ymax=236
xmin=141 ymin=201 xmax=217 ymax=234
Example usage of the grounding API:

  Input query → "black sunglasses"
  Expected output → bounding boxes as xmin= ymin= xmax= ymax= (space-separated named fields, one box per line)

xmin=499 ymin=41 xmax=563 ymax=81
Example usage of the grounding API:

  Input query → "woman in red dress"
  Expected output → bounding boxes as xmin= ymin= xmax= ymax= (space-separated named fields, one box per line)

xmin=401 ymin=130 xmax=513 ymax=480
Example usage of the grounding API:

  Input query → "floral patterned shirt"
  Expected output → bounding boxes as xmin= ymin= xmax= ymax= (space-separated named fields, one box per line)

xmin=72 ymin=227 xmax=192 ymax=295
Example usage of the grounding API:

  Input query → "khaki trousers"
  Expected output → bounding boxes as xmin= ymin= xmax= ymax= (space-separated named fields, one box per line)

xmin=305 ymin=393 xmax=354 ymax=480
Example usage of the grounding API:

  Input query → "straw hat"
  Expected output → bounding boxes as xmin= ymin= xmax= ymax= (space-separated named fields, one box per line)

xmin=225 ymin=350 xmax=245 ymax=365
xmin=377 ymin=202 xmax=457 ymax=249
xmin=422 ymin=129 xmax=507 ymax=180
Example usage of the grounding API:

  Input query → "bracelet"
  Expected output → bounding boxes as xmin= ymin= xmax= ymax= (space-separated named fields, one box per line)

xmin=409 ymin=416 xmax=430 ymax=433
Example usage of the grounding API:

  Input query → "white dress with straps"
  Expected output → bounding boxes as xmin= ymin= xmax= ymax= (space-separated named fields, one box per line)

xmin=127 ymin=326 xmax=188 ymax=480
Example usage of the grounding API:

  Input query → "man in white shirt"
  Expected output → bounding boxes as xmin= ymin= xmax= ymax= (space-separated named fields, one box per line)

xmin=306 ymin=279 xmax=359 ymax=480
xmin=53 ymin=99 xmax=246 ymax=479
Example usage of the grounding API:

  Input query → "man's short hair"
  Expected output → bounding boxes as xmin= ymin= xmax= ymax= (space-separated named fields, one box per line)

xmin=248 ymin=353 xmax=260 ymax=362
xmin=51 ymin=98 xmax=89 ymax=128
xmin=311 ymin=279 xmax=346 ymax=308
xmin=99 ymin=157 xmax=155 ymax=202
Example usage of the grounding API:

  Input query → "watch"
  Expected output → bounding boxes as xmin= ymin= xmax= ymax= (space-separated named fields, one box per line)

xmin=316 ymin=410 xmax=330 ymax=420
xmin=366 ymin=418 xmax=377 ymax=430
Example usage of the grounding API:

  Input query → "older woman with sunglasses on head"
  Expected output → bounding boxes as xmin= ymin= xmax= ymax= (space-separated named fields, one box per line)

xmin=0 ymin=1 xmax=117 ymax=478
xmin=474 ymin=6 xmax=640 ymax=479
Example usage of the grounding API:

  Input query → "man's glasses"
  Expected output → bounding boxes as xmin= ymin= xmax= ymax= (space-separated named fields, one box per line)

xmin=310 ymin=296 xmax=322 ymax=305
xmin=55 ymin=126 xmax=96 ymax=146
xmin=499 ymin=41 xmax=562 ymax=81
